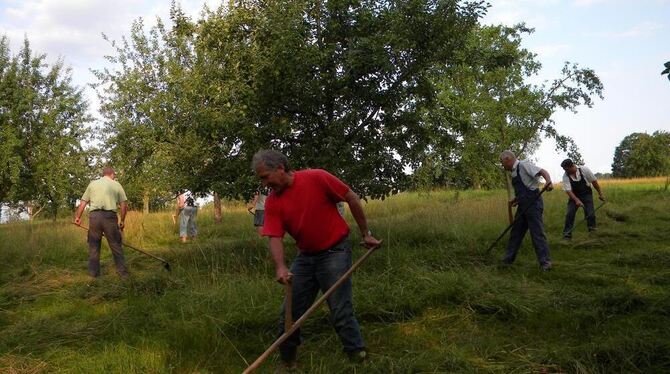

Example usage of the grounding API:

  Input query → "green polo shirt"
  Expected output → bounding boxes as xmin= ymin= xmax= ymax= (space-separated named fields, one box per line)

xmin=81 ymin=177 xmax=128 ymax=212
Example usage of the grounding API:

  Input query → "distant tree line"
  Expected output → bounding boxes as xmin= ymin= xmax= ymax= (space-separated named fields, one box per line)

xmin=612 ymin=131 xmax=670 ymax=178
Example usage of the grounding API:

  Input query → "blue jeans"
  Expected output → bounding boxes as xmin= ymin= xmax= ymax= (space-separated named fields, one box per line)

xmin=503 ymin=198 xmax=552 ymax=268
xmin=278 ymin=237 xmax=365 ymax=356
xmin=563 ymin=192 xmax=595 ymax=238
xmin=179 ymin=206 xmax=197 ymax=238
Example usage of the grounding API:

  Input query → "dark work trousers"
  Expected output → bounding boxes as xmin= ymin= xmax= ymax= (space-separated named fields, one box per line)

xmin=278 ymin=237 xmax=365 ymax=358
xmin=562 ymin=192 xmax=596 ymax=238
xmin=87 ymin=210 xmax=128 ymax=278
xmin=503 ymin=169 xmax=551 ymax=268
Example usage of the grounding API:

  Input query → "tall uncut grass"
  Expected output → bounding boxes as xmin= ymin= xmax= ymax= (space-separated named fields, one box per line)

xmin=1 ymin=178 xmax=669 ymax=373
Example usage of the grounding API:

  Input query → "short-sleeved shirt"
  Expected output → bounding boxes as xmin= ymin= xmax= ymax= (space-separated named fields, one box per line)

xmin=511 ymin=160 xmax=543 ymax=190
xmin=262 ymin=169 xmax=350 ymax=253
xmin=81 ymin=177 xmax=127 ymax=212
xmin=562 ymin=166 xmax=597 ymax=191
xmin=255 ymin=187 xmax=270 ymax=211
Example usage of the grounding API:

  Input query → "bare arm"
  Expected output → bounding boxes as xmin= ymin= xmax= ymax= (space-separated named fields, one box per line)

xmin=74 ymin=200 xmax=88 ymax=225
xmin=174 ymin=199 xmax=181 ymax=219
xmin=248 ymin=192 xmax=259 ymax=211
xmin=565 ymin=190 xmax=583 ymax=206
xmin=119 ymin=201 xmax=127 ymax=230
xmin=344 ymin=189 xmax=381 ymax=249
xmin=269 ymin=237 xmax=292 ymax=284
xmin=538 ymin=169 xmax=553 ymax=191
xmin=592 ymin=180 xmax=605 ymax=201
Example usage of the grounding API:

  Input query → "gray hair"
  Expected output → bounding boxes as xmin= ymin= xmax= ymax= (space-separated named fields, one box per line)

xmin=252 ymin=149 xmax=290 ymax=171
xmin=499 ymin=150 xmax=516 ymax=161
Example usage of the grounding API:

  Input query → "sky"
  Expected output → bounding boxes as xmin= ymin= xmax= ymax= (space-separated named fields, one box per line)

xmin=1 ymin=0 xmax=669 ymax=181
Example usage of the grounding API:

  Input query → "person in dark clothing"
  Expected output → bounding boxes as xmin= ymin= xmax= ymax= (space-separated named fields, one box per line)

xmin=499 ymin=150 xmax=554 ymax=271
xmin=560 ymin=158 xmax=605 ymax=239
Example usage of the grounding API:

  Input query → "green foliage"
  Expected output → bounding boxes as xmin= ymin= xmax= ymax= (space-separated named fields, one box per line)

xmin=1 ymin=180 xmax=670 ymax=372
xmin=419 ymin=24 xmax=602 ymax=189
xmin=612 ymin=131 xmax=670 ymax=178
xmin=662 ymin=60 xmax=670 ymax=81
xmin=0 ymin=36 xmax=92 ymax=219
xmin=96 ymin=1 xmax=490 ymax=200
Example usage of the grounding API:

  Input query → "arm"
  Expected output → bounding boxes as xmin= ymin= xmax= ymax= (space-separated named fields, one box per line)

xmin=173 ymin=199 xmax=180 ymax=223
xmin=344 ymin=189 xmax=381 ymax=249
xmin=74 ymin=200 xmax=88 ymax=225
xmin=565 ymin=190 xmax=584 ymax=207
xmin=538 ymin=169 xmax=553 ymax=191
xmin=119 ymin=201 xmax=127 ymax=230
xmin=248 ymin=192 xmax=259 ymax=212
xmin=268 ymin=237 xmax=292 ymax=284
xmin=592 ymin=180 xmax=605 ymax=201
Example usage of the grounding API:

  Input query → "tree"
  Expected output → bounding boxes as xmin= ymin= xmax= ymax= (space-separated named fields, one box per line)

xmin=0 ymin=36 xmax=92 ymax=220
xmin=93 ymin=5 xmax=198 ymax=212
xmin=97 ymin=0 xmax=488 ymax=201
xmin=612 ymin=131 xmax=670 ymax=178
xmin=419 ymin=24 xmax=602 ymax=189
xmin=662 ymin=61 xmax=670 ymax=82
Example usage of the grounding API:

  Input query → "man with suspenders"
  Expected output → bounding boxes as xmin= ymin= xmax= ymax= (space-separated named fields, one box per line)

xmin=499 ymin=150 xmax=554 ymax=271
xmin=560 ymin=158 xmax=605 ymax=240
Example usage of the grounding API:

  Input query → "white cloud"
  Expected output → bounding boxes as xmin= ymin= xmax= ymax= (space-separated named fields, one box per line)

xmin=592 ymin=21 xmax=665 ymax=39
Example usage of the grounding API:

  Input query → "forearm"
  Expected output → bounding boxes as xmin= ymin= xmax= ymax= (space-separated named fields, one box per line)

xmin=75 ymin=201 xmax=87 ymax=219
xmin=539 ymin=169 xmax=552 ymax=185
xmin=119 ymin=202 xmax=127 ymax=222
xmin=566 ymin=191 xmax=578 ymax=202
xmin=592 ymin=180 xmax=603 ymax=196
xmin=345 ymin=190 xmax=369 ymax=236
xmin=268 ymin=237 xmax=287 ymax=269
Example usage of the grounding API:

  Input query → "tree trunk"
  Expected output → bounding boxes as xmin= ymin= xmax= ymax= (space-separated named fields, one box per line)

xmin=213 ymin=192 xmax=222 ymax=224
xmin=143 ymin=192 xmax=150 ymax=214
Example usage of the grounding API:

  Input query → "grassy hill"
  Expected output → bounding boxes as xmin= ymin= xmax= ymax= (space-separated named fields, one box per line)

xmin=1 ymin=178 xmax=669 ymax=373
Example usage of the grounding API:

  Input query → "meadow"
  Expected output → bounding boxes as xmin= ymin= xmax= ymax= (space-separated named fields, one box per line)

xmin=1 ymin=178 xmax=669 ymax=373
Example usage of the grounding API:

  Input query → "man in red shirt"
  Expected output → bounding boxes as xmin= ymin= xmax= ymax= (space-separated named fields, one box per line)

xmin=252 ymin=149 xmax=381 ymax=368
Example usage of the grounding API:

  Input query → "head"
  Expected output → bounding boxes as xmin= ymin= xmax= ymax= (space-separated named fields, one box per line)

xmin=561 ymin=158 xmax=577 ymax=174
xmin=102 ymin=167 xmax=116 ymax=180
xmin=251 ymin=150 xmax=291 ymax=192
xmin=499 ymin=150 xmax=517 ymax=171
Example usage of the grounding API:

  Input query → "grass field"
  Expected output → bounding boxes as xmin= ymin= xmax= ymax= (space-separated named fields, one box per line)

xmin=1 ymin=178 xmax=669 ymax=373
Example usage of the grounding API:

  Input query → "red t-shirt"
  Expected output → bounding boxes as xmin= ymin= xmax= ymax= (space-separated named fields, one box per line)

xmin=262 ymin=169 xmax=350 ymax=253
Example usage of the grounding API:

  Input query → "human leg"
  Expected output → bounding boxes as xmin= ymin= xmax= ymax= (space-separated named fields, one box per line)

xmin=562 ymin=198 xmax=578 ymax=239
xmin=315 ymin=240 xmax=365 ymax=353
xmin=87 ymin=212 xmax=104 ymax=277
xmin=502 ymin=213 xmax=528 ymax=265
xmin=278 ymin=254 xmax=319 ymax=363
xmin=581 ymin=193 xmax=596 ymax=231
xmin=101 ymin=212 xmax=128 ymax=278
xmin=526 ymin=200 xmax=551 ymax=270
xmin=179 ymin=209 xmax=188 ymax=242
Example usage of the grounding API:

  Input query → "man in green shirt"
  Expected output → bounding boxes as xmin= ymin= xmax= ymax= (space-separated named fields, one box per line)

xmin=74 ymin=167 xmax=129 ymax=279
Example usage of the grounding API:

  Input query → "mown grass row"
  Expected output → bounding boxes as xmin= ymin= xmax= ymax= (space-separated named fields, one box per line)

xmin=1 ymin=178 xmax=669 ymax=372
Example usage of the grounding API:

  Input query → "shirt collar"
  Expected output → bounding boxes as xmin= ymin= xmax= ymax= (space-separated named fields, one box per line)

xmin=512 ymin=160 xmax=520 ymax=171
